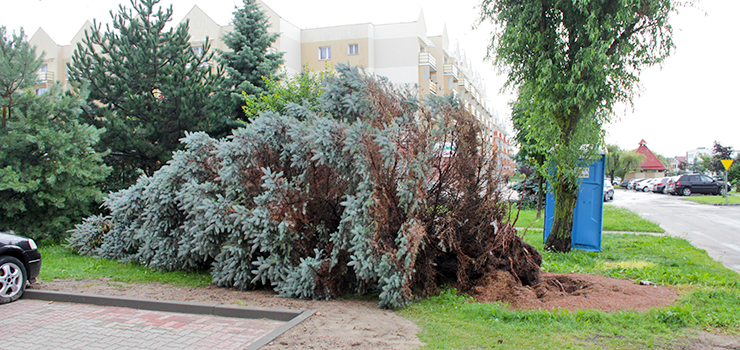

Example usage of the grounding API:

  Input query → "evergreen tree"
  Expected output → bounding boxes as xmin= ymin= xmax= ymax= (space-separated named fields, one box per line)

xmin=68 ymin=0 xmax=223 ymax=190
xmin=217 ymin=0 xmax=284 ymax=123
xmin=1 ymin=26 xmax=41 ymax=127
xmin=0 ymin=84 xmax=110 ymax=242
xmin=1 ymin=26 xmax=109 ymax=242
xmin=69 ymin=65 xmax=542 ymax=309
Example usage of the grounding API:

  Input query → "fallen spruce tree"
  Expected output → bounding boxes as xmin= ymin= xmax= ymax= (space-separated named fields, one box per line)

xmin=68 ymin=65 xmax=542 ymax=308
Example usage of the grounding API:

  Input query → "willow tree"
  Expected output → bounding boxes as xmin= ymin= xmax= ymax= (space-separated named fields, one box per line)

xmin=481 ymin=0 xmax=684 ymax=251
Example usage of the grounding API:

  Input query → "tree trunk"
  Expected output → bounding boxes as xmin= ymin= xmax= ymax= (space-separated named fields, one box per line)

xmin=535 ymin=175 xmax=544 ymax=219
xmin=544 ymin=172 xmax=579 ymax=252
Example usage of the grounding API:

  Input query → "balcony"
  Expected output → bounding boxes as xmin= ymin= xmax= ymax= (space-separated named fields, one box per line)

xmin=443 ymin=63 xmax=459 ymax=81
xmin=462 ymin=79 xmax=472 ymax=93
xmin=36 ymin=71 xmax=54 ymax=84
xmin=429 ymin=82 xmax=437 ymax=96
xmin=418 ymin=52 xmax=437 ymax=72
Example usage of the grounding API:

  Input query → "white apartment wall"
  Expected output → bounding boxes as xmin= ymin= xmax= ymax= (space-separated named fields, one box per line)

xmin=259 ymin=0 xmax=302 ymax=74
xmin=301 ymin=23 xmax=374 ymax=42
xmin=183 ymin=6 xmax=222 ymax=49
xmin=686 ymin=148 xmax=712 ymax=164
xmin=277 ymin=18 xmax=302 ymax=75
xmin=372 ymin=22 xmax=420 ymax=85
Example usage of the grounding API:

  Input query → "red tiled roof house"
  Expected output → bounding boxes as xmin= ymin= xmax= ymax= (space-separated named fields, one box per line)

xmin=625 ymin=140 xmax=667 ymax=179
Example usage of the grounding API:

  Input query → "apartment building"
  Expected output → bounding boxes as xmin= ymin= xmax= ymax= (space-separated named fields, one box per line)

xmin=27 ymin=0 xmax=513 ymax=173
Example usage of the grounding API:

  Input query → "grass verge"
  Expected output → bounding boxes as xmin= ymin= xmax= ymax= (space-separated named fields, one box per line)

xmin=512 ymin=205 xmax=664 ymax=233
xmin=402 ymin=233 xmax=740 ymax=349
xmin=682 ymin=195 xmax=740 ymax=205
xmin=38 ymin=245 xmax=211 ymax=288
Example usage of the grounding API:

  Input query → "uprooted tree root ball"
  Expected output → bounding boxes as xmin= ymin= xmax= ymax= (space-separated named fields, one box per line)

xmin=473 ymin=271 xmax=679 ymax=312
xmin=68 ymin=64 xmax=542 ymax=308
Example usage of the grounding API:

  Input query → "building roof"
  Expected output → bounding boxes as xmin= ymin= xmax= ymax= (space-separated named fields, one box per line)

xmin=636 ymin=140 xmax=667 ymax=171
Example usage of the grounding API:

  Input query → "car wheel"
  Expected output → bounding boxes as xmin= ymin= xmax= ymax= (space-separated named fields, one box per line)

xmin=643 ymin=187 xmax=649 ymax=192
xmin=717 ymin=187 xmax=726 ymax=196
xmin=0 ymin=256 xmax=27 ymax=304
xmin=662 ymin=187 xmax=667 ymax=194
xmin=682 ymin=187 xmax=692 ymax=196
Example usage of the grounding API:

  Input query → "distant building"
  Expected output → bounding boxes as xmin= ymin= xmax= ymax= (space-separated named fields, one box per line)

xmin=686 ymin=147 xmax=712 ymax=165
xmin=625 ymin=140 xmax=667 ymax=179
xmin=26 ymin=1 xmax=513 ymax=174
xmin=669 ymin=156 xmax=687 ymax=175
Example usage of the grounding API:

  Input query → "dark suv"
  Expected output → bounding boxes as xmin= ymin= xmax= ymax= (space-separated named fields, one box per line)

xmin=667 ymin=174 xmax=727 ymax=196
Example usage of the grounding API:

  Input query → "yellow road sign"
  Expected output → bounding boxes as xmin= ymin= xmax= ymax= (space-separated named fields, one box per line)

xmin=721 ymin=159 xmax=734 ymax=170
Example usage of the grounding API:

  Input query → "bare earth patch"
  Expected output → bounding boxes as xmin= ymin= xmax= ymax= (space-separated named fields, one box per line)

xmin=473 ymin=271 xmax=679 ymax=312
xmin=31 ymin=274 xmax=738 ymax=349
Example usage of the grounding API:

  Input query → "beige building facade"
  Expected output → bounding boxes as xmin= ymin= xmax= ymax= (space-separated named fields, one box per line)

xmin=27 ymin=1 xmax=513 ymax=173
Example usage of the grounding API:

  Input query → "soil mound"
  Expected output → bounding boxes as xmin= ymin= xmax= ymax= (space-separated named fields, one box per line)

xmin=473 ymin=271 xmax=679 ymax=312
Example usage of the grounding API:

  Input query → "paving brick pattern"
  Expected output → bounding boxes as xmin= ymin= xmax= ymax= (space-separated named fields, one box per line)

xmin=0 ymin=299 xmax=285 ymax=350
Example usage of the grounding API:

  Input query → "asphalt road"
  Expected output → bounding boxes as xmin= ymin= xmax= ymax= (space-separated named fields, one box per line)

xmin=608 ymin=188 xmax=740 ymax=274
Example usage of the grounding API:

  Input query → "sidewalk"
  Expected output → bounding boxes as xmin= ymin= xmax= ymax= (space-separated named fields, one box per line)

xmin=0 ymin=291 xmax=313 ymax=350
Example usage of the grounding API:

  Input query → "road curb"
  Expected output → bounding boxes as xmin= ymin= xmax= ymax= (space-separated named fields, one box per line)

xmin=22 ymin=289 xmax=315 ymax=350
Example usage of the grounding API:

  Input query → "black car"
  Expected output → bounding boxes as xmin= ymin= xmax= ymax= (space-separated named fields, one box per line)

xmin=0 ymin=232 xmax=42 ymax=303
xmin=667 ymin=174 xmax=727 ymax=196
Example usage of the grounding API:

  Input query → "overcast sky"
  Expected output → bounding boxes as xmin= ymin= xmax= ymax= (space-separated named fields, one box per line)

xmin=2 ymin=0 xmax=737 ymax=158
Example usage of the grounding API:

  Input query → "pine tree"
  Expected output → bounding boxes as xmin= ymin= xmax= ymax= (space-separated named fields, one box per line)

xmin=68 ymin=0 xmax=223 ymax=190
xmin=217 ymin=0 xmax=284 ymax=123
xmin=1 ymin=26 xmax=109 ymax=242
xmin=0 ymin=85 xmax=110 ymax=242
xmin=1 ymin=26 xmax=42 ymax=127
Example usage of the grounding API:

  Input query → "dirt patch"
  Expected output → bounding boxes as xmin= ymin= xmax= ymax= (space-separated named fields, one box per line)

xmin=28 ymin=274 xmax=736 ymax=349
xmin=473 ymin=271 xmax=679 ymax=312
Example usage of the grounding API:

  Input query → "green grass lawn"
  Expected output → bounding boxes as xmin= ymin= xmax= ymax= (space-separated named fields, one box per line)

xmin=512 ymin=205 xmax=664 ymax=233
xmin=682 ymin=195 xmax=740 ymax=205
xmin=402 ymin=233 xmax=740 ymax=349
xmin=37 ymin=209 xmax=738 ymax=349
xmin=38 ymin=245 xmax=211 ymax=288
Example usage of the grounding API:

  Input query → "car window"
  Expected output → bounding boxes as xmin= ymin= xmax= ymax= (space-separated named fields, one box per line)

xmin=699 ymin=175 xmax=714 ymax=183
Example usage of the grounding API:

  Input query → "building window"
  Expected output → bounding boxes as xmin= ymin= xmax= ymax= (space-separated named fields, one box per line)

xmin=35 ymin=87 xmax=47 ymax=95
xmin=319 ymin=46 xmax=331 ymax=60
xmin=192 ymin=46 xmax=203 ymax=55
xmin=348 ymin=43 xmax=358 ymax=55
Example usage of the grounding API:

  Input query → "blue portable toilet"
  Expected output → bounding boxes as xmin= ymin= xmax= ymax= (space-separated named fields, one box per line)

xmin=543 ymin=154 xmax=605 ymax=251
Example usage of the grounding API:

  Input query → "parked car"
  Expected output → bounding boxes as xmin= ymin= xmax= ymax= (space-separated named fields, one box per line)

xmin=0 ymin=232 xmax=41 ymax=304
xmin=713 ymin=177 xmax=733 ymax=193
xmin=620 ymin=178 xmax=633 ymax=188
xmin=634 ymin=179 xmax=653 ymax=192
xmin=611 ymin=177 xmax=622 ymax=187
xmin=627 ymin=178 xmax=645 ymax=189
xmin=604 ymin=180 xmax=614 ymax=201
xmin=652 ymin=177 xmax=671 ymax=194
xmin=666 ymin=174 xmax=727 ymax=196
xmin=665 ymin=176 xmax=680 ymax=195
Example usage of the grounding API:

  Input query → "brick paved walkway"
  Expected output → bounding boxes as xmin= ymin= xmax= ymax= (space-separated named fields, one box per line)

xmin=0 ymin=299 xmax=285 ymax=350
